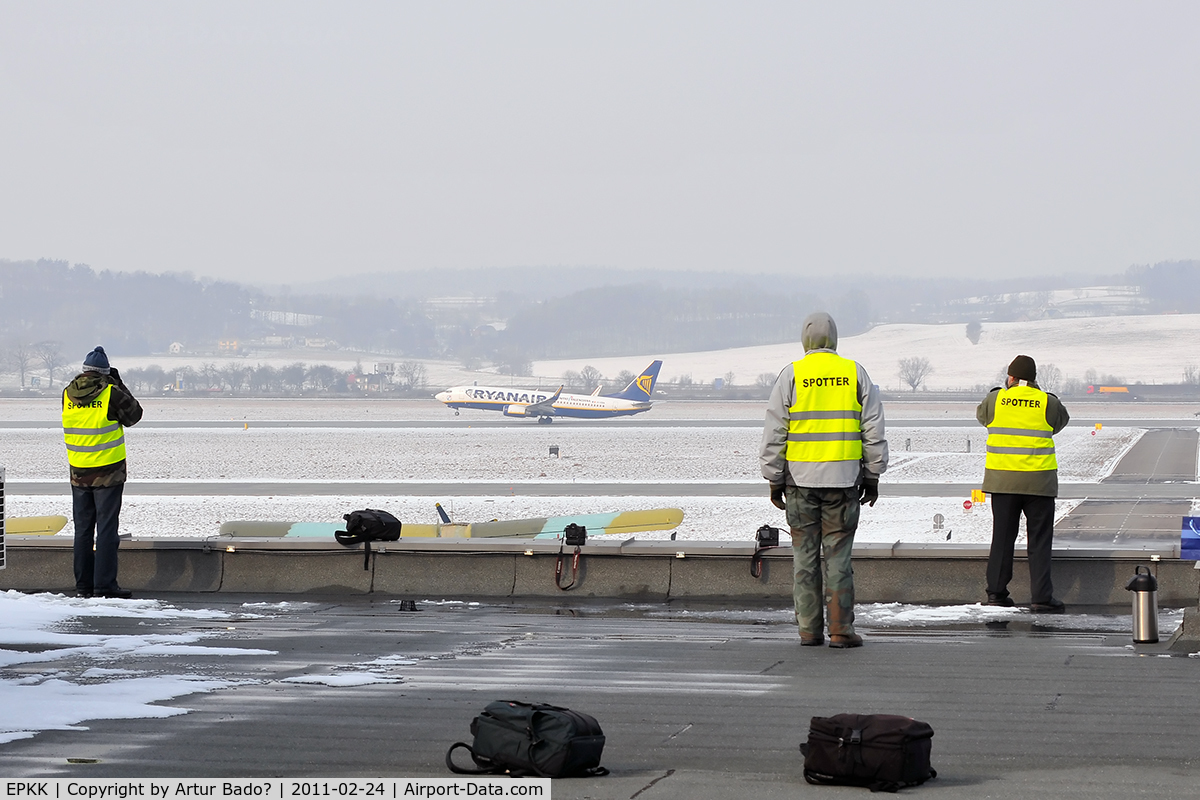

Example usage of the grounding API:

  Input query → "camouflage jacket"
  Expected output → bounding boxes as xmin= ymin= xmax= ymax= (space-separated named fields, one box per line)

xmin=63 ymin=370 xmax=144 ymax=488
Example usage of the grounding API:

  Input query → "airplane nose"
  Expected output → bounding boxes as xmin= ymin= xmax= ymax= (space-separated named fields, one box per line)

xmin=435 ymin=391 xmax=450 ymax=402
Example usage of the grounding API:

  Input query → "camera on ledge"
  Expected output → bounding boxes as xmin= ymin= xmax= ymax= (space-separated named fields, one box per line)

xmin=755 ymin=524 xmax=780 ymax=548
xmin=563 ymin=523 xmax=588 ymax=547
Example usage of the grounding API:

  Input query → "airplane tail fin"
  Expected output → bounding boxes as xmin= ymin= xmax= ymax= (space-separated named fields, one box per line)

xmin=609 ymin=360 xmax=662 ymax=401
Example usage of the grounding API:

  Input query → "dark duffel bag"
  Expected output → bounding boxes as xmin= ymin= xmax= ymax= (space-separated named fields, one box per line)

xmin=801 ymin=713 xmax=936 ymax=792
xmin=336 ymin=509 xmax=402 ymax=569
xmin=446 ymin=701 xmax=609 ymax=778
xmin=336 ymin=508 xmax=402 ymax=544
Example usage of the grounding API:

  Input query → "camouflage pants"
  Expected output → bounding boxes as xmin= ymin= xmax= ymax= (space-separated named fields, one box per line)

xmin=787 ymin=485 xmax=860 ymax=638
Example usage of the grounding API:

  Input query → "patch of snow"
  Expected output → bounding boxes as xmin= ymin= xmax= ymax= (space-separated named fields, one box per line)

xmin=0 ymin=592 xmax=268 ymax=745
xmin=282 ymin=673 xmax=400 ymax=687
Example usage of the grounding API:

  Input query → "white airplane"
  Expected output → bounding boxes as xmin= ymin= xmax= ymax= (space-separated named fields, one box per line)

xmin=435 ymin=360 xmax=662 ymax=423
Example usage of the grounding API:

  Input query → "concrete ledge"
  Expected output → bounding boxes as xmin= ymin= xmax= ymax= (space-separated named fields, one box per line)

xmin=1 ymin=536 xmax=1195 ymax=604
xmin=221 ymin=549 xmax=374 ymax=594
xmin=374 ymin=551 xmax=516 ymax=596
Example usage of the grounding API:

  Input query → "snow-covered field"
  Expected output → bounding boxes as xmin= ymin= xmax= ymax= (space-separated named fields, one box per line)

xmin=0 ymin=417 xmax=1150 ymax=543
xmin=17 ymin=313 xmax=1200 ymax=393
xmin=541 ymin=313 xmax=1200 ymax=391
xmin=0 ymin=425 xmax=1143 ymax=484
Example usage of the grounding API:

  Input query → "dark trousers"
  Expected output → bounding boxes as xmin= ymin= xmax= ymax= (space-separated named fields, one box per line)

xmin=72 ymin=483 xmax=125 ymax=593
xmin=987 ymin=493 xmax=1055 ymax=603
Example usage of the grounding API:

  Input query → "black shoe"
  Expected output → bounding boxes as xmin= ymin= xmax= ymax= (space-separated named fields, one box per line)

xmin=985 ymin=593 xmax=1015 ymax=607
xmin=97 ymin=587 xmax=133 ymax=599
xmin=76 ymin=588 xmax=94 ymax=599
xmin=1030 ymin=598 xmax=1065 ymax=614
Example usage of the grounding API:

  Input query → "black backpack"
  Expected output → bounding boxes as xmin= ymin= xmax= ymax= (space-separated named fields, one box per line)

xmin=801 ymin=713 xmax=936 ymax=793
xmin=446 ymin=701 xmax=609 ymax=778
xmin=336 ymin=509 xmax=402 ymax=569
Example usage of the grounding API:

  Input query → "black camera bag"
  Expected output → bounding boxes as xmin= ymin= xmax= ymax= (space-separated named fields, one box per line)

xmin=446 ymin=701 xmax=608 ymax=778
xmin=336 ymin=508 xmax=402 ymax=544
xmin=801 ymin=713 xmax=935 ymax=793
xmin=336 ymin=509 xmax=402 ymax=569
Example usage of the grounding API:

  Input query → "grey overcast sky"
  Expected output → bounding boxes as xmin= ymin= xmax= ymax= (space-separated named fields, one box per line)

xmin=1 ymin=1 xmax=1197 ymax=285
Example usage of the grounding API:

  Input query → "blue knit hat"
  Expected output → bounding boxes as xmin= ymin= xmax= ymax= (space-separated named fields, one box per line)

xmin=83 ymin=346 xmax=111 ymax=375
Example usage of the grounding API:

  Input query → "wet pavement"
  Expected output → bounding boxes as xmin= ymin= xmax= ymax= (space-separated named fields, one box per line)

xmin=3 ymin=593 xmax=1199 ymax=799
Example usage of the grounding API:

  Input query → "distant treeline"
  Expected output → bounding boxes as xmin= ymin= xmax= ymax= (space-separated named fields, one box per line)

xmin=2 ymin=259 xmax=1199 ymax=377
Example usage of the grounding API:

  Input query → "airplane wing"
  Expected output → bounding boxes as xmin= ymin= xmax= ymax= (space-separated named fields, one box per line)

xmin=524 ymin=386 xmax=563 ymax=416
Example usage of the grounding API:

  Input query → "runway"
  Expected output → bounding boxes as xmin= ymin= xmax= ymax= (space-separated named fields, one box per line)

xmin=1058 ymin=428 xmax=1199 ymax=542
xmin=4 ymin=417 xmax=1197 ymax=429
xmin=6 ymin=479 xmax=1197 ymax=499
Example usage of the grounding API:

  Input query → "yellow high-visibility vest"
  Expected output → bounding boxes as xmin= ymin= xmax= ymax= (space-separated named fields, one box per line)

xmin=985 ymin=385 xmax=1056 ymax=473
xmin=62 ymin=386 xmax=127 ymax=468
xmin=786 ymin=352 xmax=863 ymax=463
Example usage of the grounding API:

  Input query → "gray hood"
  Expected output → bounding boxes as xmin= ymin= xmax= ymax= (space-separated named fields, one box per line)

xmin=801 ymin=312 xmax=838 ymax=352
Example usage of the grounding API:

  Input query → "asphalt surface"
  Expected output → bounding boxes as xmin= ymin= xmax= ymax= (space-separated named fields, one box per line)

xmin=3 ymin=595 xmax=1198 ymax=798
xmin=4 ymin=418 xmax=1199 ymax=429
xmin=1058 ymin=428 xmax=1199 ymax=544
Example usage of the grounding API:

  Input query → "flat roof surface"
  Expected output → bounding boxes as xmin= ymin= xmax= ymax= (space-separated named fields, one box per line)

xmin=3 ymin=594 xmax=1198 ymax=799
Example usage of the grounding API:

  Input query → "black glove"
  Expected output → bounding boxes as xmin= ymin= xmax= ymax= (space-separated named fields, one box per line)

xmin=859 ymin=475 xmax=879 ymax=507
xmin=108 ymin=366 xmax=122 ymax=385
xmin=769 ymin=483 xmax=786 ymax=510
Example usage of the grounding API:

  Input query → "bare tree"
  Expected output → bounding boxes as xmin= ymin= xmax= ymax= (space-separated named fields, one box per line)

xmin=5 ymin=340 xmax=36 ymax=388
xmin=578 ymin=365 xmax=603 ymax=392
xmin=561 ymin=370 xmax=583 ymax=391
xmin=305 ymin=364 xmax=340 ymax=390
xmin=35 ymin=341 xmax=67 ymax=388
xmin=723 ymin=371 xmax=736 ymax=388
xmin=1039 ymin=363 xmax=1062 ymax=393
xmin=218 ymin=363 xmax=249 ymax=393
xmin=898 ymin=357 xmax=934 ymax=392
xmin=281 ymin=362 xmax=307 ymax=392
xmin=755 ymin=372 xmax=777 ymax=389
xmin=395 ymin=361 xmax=428 ymax=391
xmin=1185 ymin=365 xmax=1200 ymax=385
xmin=251 ymin=364 xmax=280 ymax=393
xmin=199 ymin=362 xmax=219 ymax=390
xmin=611 ymin=370 xmax=635 ymax=392
xmin=143 ymin=364 xmax=167 ymax=392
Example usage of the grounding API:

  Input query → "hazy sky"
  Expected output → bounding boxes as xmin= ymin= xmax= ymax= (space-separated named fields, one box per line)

xmin=2 ymin=1 xmax=1197 ymax=285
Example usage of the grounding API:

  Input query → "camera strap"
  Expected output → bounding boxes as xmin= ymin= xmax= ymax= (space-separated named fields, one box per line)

xmin=556 ymin=542 xmax=582 ymax=590
xmin=751 ymin=544 xmax=771 ymax=578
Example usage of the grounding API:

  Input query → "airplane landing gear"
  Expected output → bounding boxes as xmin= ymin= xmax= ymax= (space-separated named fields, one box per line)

xmin=537 ymin=416 xmax=553 ymax=424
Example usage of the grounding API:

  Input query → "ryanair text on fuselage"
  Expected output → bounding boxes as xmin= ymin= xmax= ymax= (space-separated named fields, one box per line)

xmin=435 ymin=360 xmax=663 ymax=423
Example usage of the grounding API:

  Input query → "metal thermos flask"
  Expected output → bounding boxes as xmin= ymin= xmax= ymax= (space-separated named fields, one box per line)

xmin=1125 ymin=565 xmax=1159 ymax=644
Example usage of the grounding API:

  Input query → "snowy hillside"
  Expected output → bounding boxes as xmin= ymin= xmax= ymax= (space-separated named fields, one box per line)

xmin=85 ymin=313 xmax=1200 ymax=393
xmin=538 ymin=314 xmax=1200 ymax=392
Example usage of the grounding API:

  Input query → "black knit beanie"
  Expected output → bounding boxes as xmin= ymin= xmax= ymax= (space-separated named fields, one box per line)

xmin=1007 ymin=355 xmax=1036 ymax=382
